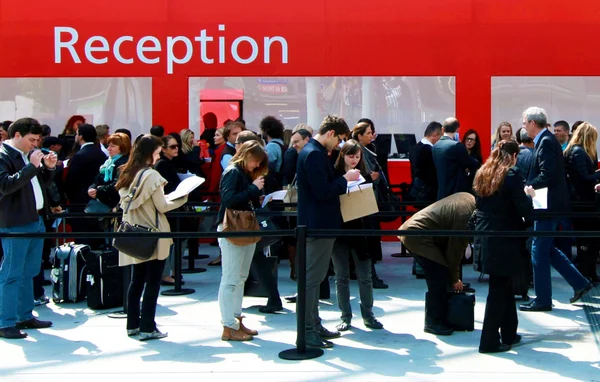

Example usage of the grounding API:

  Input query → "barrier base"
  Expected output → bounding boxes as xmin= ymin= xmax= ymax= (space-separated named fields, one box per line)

xmin=183 ymin=254 xmax=210 ymax=260
xmin=160 ymin=288 xmax=195 ymax=296
xmin=279 ymin=348 xmax=324 ymax=360
xmin=182 ymin=268 xmax=207 ymax=274
xmin=107 ymin=311 xmax=128 ymax=319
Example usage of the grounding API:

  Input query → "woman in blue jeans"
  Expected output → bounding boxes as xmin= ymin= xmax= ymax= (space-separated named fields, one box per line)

xmin=331 ymin=140 xmax=383 ymax=331
xmin=218 ymin=141 xmax=268 ymax=341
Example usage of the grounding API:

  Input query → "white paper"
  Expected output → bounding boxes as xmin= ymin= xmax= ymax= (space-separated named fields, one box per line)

xmin=532 ymin=187 xmax=548 ymax=209
xmin=347 ymin=182 xmax=373 ymax=193
xmin=177 ymin=172 xmax=196 ymax=181
xmin=261 ymin=190 xmax=287 ymax=208
xmin=62 ymin=159 xmax=69 ymax=168
xmin=346 ymin=174 xmax=366 ymax=190
xmin=166 ymin=176 xmax=204 ymax=201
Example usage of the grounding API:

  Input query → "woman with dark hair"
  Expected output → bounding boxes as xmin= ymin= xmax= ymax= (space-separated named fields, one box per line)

xmin=59 ymin=115 xmax=86 ymax=159
xmin=462 ymin=129 xmax=483 ymax=192
xmin=116 ymin=135 xmax=188 ymax=341
xmin=331 ymin=140 xmax=383 ymax=331
xmin=473 ymin=140 xmax=534 ymax=353
xmin=218 ymin=140 xmax=268 ymax=341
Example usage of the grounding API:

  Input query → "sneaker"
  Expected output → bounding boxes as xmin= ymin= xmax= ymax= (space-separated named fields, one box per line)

xmin=139 ymin=329 xmax=168 ymax=341
xmin=127 ymin=328 xmax=140 ymax=337
xmin=34 ymin=295 xmax=50 ymax=306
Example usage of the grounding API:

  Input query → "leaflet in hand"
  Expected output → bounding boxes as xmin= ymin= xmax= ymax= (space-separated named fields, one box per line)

xmin=348 ymin=182 xmax=373 ymax=193
xmin=166 ymin=176 xmax=205 ymax=201
xmin=261 ymin=190 xmax=287 ymax=208
xmin=177 ymin=172 xmax=196 ymax=181
xmin=532 ymin=187 xmax=548 ymax=209
xmin=347 ymin=174 xmax=366 ymax=190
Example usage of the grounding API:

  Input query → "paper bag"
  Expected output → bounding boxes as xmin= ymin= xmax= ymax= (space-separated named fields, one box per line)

xmin=339 ymin=183 xmax=379 ymax=222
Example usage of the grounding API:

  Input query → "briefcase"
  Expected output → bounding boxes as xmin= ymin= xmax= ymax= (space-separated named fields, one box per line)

xmin=447 ymin=291 xmax=475 ymax=331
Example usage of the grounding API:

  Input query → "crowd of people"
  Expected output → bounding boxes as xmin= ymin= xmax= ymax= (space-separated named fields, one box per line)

xmin=0 ymin=108 xmax=596 ymax=355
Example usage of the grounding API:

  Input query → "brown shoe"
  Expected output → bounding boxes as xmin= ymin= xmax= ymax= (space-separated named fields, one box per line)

xmin=237 ymin=316 xmax=258 ymax=336
xmin=221 ymin=326 xmax=253 ymax=341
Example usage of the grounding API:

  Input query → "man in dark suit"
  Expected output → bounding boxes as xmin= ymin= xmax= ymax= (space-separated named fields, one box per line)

xmin=432 ymin=118 xmax=480 ymax=200
xmin=410 ymin=121 xmax=442 ymax=202
xmin=519 ymin=106 xmax=592 ymax=312
xmin=297 ymin=115 xmax=360 ymax=348
xmin=65 ymin=123 xmax=107 ymax=248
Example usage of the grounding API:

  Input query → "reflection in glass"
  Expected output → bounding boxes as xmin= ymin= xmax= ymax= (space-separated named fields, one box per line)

xmin=0 ymin=78 xmax=152 ymax=139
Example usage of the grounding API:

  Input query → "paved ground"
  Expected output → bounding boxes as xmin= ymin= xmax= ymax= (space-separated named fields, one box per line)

xmin=1 ymin=243 xmax=599 ymax=382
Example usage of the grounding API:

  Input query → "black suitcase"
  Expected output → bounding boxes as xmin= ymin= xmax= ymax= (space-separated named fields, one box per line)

xmin=447 ymin=291 xmax=475 ymax=331
xmin=50 ymin=243 xmax=90 ymax=303
xmin=245 ymin=249 xmax=279 ymax=298
xmin=84 ymin=247 xmax=123 ymax=310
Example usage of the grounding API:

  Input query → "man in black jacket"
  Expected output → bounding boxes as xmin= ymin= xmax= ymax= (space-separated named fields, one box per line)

xmin=432 ymin=118 xmax=480 ymax=200
xmin=64 ymin=124 xmax=106 ymax=248
xmin=0 ymin=118 xmax=57 ymax=339
xmin=410 ymin=121 xmax=442 ymax=202
xmin=296 ymin=115 xmax=360 ymax=348
xmin=520 ymin=106 xmax=593 ymax=312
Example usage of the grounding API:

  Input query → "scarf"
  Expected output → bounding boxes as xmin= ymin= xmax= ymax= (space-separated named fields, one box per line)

xmin=99 ymin=154 xmax=123 ymax=182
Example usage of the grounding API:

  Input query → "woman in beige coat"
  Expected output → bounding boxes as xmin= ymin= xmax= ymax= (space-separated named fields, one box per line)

xmin=115 ymin=135 xmax=188 ymax=341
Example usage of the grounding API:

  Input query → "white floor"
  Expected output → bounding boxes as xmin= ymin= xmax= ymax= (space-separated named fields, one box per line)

xmin=1 ymin=243 xmax=599 ymax=382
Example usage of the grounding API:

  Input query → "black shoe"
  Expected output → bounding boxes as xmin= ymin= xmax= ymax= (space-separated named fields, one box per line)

xmin=15 ymin=318 xmax=52 ymax=329
xmin=519 ymin=301 xmax=552 ymax=312
xmin=0 ymin=327 xmax=27 ymax=339
xmin=372 ymin=279 xmax=389 ymax=289
xmin=570 ymin=283 xmax=594 ymax=304
xmin=304 ymin=333 xmax=334 ymax=348
xmin=285 ymin=294 xmax=297 ymax=303
xmin=479 ymin=344 xmax=511 ymax=354
xmin=258 ymin=305 xmax=283 ymax=314
xmin=502 ymin=334 xmax=522 ymax=346
xmin=424 ymin=324 xmax=454 ymax=336
xmin=364 ymin=317 xmax=384 ymax=329
xmin=318 ymin=326 xmax=341 ymax=339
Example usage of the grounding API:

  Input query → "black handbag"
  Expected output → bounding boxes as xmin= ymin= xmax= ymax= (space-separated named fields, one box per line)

xmin=447 ymin=291 xmax=475 ymax=331
xmin=113 ymin=168 xmax=159 ymax=261
xmin=85 ymin=198 xmax=112 ymax=214
xmin=377 ymin=171 xmax=401 ymax=222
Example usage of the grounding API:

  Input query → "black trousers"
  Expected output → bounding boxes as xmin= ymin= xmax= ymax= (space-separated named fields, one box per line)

xmin=480 ymin=275 xmax=518 ymax=350
xmin=249 ymin=248 xmax=282 ymax=307
xmin=127 ymin=259 xmax=166 ymax=333
xmin=414 ymin=254 xmax=449 ymax=326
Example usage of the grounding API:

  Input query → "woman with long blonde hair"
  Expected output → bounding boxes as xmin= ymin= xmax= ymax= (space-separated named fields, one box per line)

xmin=564 ymin=122 xmax=600 ymax=282
xmin=491 ymin=122 xmax=514 ymax=149
xmin=217 ymin=140 xmax=268 ymax=341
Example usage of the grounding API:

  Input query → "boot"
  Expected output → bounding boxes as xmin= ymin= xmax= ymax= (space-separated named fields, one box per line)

xmin=288 ymin=245 xmax=297 ymax=281
xmin=237 ymin=316 xmax=258 ymax=336
xmin=221 ymin=326 xmax=253 ymax=341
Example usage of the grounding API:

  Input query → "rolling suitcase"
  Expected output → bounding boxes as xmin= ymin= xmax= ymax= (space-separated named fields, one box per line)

xmin=84 ymin=246 xmax=123 ymax=310
xmin=50 ymin=242 xmax=90 ymax=303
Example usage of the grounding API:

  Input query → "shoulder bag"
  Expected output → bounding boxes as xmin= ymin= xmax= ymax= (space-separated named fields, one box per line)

xmin=222 ymin=201 xmax=261 ymax=246
xmin=113 ymin=168 xmax=159 ymax=260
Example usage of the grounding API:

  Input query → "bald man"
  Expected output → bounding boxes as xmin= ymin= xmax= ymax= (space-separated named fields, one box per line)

xmin=432 ymin=118 xmax=480 ymax=200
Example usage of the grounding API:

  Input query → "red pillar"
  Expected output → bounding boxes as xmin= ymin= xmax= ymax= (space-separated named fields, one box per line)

xmin=152 ymin=75 xmax=189 ymax=134
xmin=455 ymin=73 xmax=492 ymax=159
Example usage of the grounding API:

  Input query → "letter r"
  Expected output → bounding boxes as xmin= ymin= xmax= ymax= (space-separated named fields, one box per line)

xmin=55 ymin=27 xmax=81 ymax=64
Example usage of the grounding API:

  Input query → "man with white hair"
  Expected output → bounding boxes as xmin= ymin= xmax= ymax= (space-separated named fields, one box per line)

xmin=520 ymin=106 xmax=593 ymax=312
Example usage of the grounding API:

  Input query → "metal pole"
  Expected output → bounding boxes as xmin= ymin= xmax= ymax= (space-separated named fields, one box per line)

xmin=161 ymin=215 xmax=195 ymax=296
xmin=279 ymin=225 xmax=324 ymax=360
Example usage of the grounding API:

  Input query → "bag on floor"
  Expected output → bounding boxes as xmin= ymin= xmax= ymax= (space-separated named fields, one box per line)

xmin=50 ymin=242 xmax=90 ymax=303
xmin=84 ymin=246 xmax=123 ymax=310
xmin=447 ymin=291 xmax=475 ymax=331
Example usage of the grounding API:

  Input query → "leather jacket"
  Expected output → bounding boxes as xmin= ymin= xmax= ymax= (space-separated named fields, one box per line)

xmin=0 ymin=144 xmax=56 ymax=228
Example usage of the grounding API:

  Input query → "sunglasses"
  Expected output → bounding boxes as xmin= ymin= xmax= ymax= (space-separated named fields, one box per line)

xmin=165 ymin=144 xmax=178 ymax=150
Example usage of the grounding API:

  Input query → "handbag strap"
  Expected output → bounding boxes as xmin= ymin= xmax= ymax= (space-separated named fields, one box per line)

xmin=122 ymin=168 xmax=160 ymax=230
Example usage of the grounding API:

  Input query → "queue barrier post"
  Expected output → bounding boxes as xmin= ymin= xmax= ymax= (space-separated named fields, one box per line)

xmin=279 ymin=225 xmax=324 ymax=360
xmin=161 ymin=216 xmax=195 ymax=296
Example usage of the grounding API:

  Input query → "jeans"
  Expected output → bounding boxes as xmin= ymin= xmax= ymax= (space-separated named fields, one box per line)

xmin=554 ymin=218 xmax=574 ymax=260
xmin=331 ymin=240 xmax=374 ymax=321
xmin=127 ymin=259 xmax=166 ymax=333
xmin=0 ymin=217 xmax=45 ymax=329
xmin=218 ymin=230 xmax=256 ymax=329
xmin=480 ymin=275 xmax=518 ymax=350
xmin=305 ymin=238 xmax=335 ymax=334
xmin=413 ymin=254 xmax=450 ymax=327
xmin=532 ymin=218 xmax=590 ymax=306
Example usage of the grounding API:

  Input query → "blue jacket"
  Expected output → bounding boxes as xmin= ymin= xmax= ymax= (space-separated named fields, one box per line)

xmin=296 ymin=139 xmax=347 ymax=231
xmin=432 ymin=136 xmax=480 ymax=200
xmin=527 ymin=129 xmax=570 ymax=212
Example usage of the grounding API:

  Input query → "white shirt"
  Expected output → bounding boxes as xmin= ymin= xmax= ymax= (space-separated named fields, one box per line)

xmin=100 ymin=143 xmax=109 ymax=157
xmin=80 ymin=142 xmax=94 ymax=150
xmin=420 ymin=137 xmax=433 ymax=146
xmin=4 ymin=142 xmax=44 ymax=210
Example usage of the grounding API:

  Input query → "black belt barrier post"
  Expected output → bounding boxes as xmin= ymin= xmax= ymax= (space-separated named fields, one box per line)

xmin=161 ymin=216 xmax=195 ymax=296
xmin=279 ymin=225 xmax=324 ymax=360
